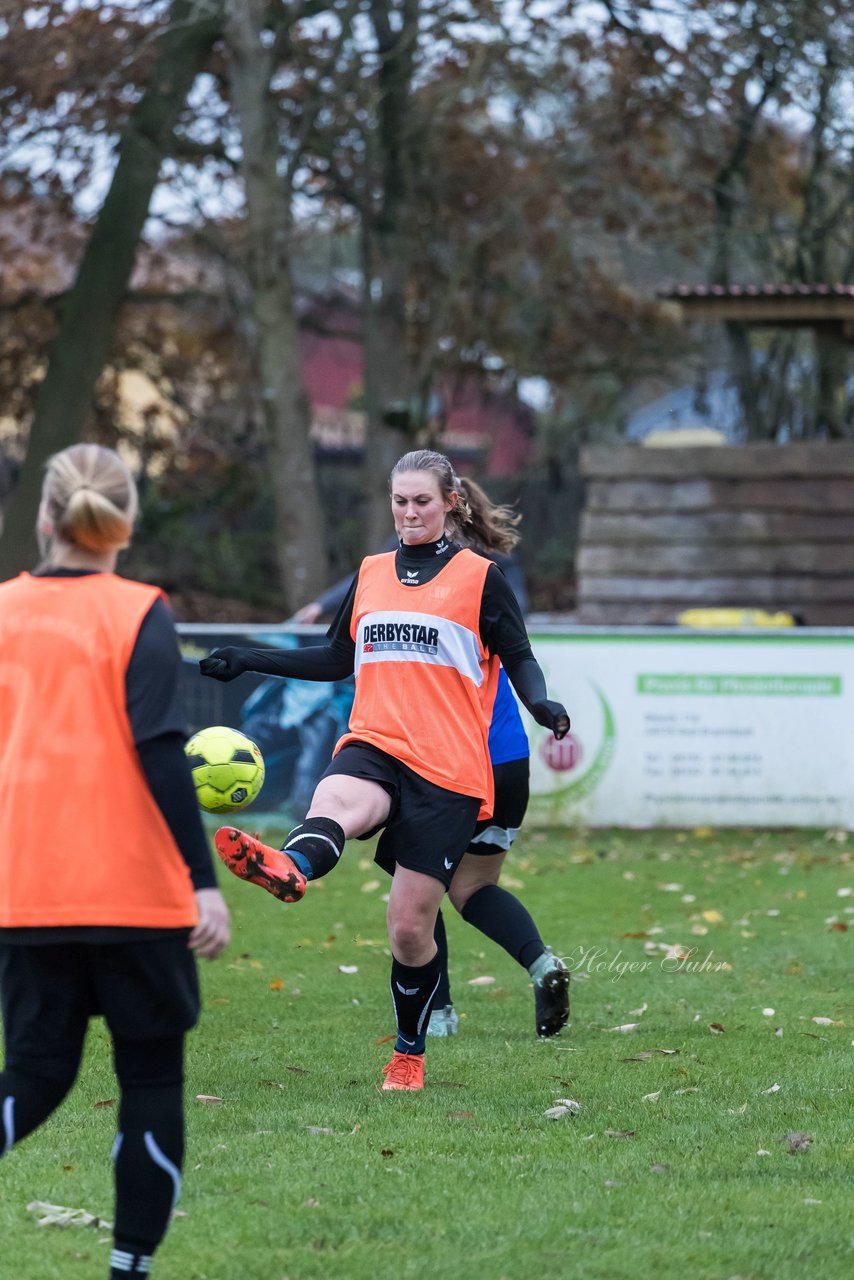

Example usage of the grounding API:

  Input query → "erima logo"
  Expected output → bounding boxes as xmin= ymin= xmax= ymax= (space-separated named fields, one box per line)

xmin=443 ymin=857 xmax=454 ymax=871
xmin=435 ymin=539 xmax=449 ymax=555
xmin=395 ymin=983 xmax=419 ymax=996
xmin=405 ymin=570 xmax=419 ymax=579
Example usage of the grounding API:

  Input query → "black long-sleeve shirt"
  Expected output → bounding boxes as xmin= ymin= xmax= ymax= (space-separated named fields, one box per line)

xmin=224 ymin=539 xmax=550 ymax=710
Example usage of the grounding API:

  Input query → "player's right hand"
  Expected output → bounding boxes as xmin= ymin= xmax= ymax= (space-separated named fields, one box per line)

xmin=199 ymin=647 xmax=248 ymax=682
xmin=190 ymin=888 xmax=230 ymax=959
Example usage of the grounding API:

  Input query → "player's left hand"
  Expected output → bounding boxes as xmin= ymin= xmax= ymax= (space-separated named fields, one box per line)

xmin=531 ymin=699 xmax=570 ymax=739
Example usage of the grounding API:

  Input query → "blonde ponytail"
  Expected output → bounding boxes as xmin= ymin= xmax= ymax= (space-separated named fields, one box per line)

xmin=41 ymin=444 xmax=138 ymax=554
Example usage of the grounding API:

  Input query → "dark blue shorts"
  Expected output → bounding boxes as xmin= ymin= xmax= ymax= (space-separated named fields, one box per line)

xmin=467 ymin=757 xmax=529 ymax=856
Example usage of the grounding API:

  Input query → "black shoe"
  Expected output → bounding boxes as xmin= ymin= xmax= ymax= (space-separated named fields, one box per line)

xmin=533 ymin=949 xmax=570 ymax=1037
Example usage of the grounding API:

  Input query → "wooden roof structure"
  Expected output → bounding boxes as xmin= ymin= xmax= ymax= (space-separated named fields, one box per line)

xmin=657 ymin=283 xmax=854 ymax=341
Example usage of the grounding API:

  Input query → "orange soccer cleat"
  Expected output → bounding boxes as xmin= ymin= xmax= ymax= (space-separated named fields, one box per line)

xmin=381 ymin=1051 xmax=425 ymax=1091
xmin=214 ymin=828 xmax=306 ymax=903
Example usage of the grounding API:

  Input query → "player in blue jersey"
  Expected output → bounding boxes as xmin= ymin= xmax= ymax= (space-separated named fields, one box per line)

xmin=428 ymin=663 xmax=569 ymax=1039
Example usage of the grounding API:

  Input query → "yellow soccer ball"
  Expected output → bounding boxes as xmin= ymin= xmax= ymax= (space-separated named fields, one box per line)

xmin=185 ymin=725 xmax=265 ymax=813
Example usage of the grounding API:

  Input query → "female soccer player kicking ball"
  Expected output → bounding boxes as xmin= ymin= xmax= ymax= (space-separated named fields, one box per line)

xmin=201 ymin=449 xmax=569 ymax=1090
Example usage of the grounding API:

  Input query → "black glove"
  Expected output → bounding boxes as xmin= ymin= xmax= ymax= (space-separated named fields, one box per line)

xmin=199 ymin=647 xmax=249 ymax=682
xmin=530 ymin=699 xmax=570 ymax=739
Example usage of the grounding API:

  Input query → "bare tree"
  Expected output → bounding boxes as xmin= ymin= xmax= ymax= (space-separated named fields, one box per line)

xmin=0 ymin=0 xmax=224 ymax=577
xmin=222 ymin=0 xmax=331 ymax=609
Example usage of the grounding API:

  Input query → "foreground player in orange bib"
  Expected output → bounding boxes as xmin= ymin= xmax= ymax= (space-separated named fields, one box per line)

xmin=201 ymin=449 xmax=569 ymax=1090
xmin=0 ymin=445 xmax=230 ymax=1280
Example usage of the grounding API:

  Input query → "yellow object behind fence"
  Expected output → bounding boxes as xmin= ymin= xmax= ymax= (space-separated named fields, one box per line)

xmin=677 ymin=608 xmax=797 ymax=629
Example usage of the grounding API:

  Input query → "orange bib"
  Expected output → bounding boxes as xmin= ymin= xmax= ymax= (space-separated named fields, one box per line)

xmin=0 ymin=572 xmax=197 ymax=928
xmin=336 ymin=550 xmax=499 ymax=818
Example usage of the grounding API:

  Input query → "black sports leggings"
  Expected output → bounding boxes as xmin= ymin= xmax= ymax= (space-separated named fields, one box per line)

xmin=1 ymin=1033 xmax=185 ymax=1253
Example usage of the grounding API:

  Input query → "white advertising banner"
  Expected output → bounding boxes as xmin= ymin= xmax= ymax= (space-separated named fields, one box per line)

xmin=524 ymin=628 xmax=854 ymax=829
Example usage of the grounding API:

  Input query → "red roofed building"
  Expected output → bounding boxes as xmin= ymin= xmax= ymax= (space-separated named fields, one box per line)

xmin=299 ymin=289 xmax=535 ymax=476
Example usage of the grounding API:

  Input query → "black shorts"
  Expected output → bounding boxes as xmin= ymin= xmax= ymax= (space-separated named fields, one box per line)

xmin=322 ymin=742 xmax=481 ymax=887
xmin=467 ymin=756 xmax=530 ymax=856
xmin=0 ymin=933 xmax=200 ymax=1078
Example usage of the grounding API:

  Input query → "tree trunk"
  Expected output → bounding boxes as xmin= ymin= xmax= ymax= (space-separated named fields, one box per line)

xmin=224 ymin=0 xmax=328 ymax=610
xmin=362 ymin=227 xmax=414 ymax=552
xmin=0 ymin=0 xmax=223 ymax=578
xmin=361 ymin=0 xmax=421 ymax=554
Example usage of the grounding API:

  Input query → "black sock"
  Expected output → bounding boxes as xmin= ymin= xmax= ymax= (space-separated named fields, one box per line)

xmin=432 ymin=910 xmax=452 ymax=1006
xmin=110 ymin=1244 xmax=154 ymax=1276
xmin=461 ymin=885 xmax=545 ymax=971
xmin=112 ymin=1084 xmax=183 ymax=1259
xmin=282 ymin=817 xmax=345 ymax=880
xmin=390 ymin=952 xmax=442 ymax=1054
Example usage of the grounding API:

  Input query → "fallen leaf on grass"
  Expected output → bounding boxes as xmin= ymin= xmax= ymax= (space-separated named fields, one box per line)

xmin=467 ymin=975 xmax=496 ymax=986
xmin=93 ymin=1099 xmax=115 ymax=1110
xmin=303 ymin=1198 xmax=321 ymax=1208
xmin=761 ymin=1008 xmax=775 ymax=1016
xmin=658 ymin=883 xmax=683 ymax=892
xmin=673 ymin=1087 xmax=699 ymax=1096
xmin=756 ymin=1149 xmax=771 ymax=1156
xmin=760 ymin=1083 xmax=781 ymax=1094
xmin=778 ymin=1132 xmax=812 ymax=1154
xmin=811 ymin=1016 xmax=842 ymax=1026
xmin=544 ymin=1100 xmax=581 ymax=1119
xmin=195 ymin=1095 xmax=223 ymax=1104
xmin=269 ymin=979 xmax=284 ymax=991
xmin=305 ymin=1126 xmax=333 ymax=1135
xmin=701 ymin=910 xmax=724 ymax=923
xmin=622 ymin=1049 xmax=680 ymax=1060
xmin=604 ymin=1129 xmax=635 ymax=1138
xmin=360 ymin=880 xmax=381 ymax=893
xmin=375 ymin=1034 xmax=396 ymax=1045
xmin=605 ymin=1023 xmax=640 ymax=1033
xmin=603 ymin=1179 xmax=622 ymax=1187
xmin=448 ymin=1110 xmax=475 ymax=1119
xmin=830 ymin=922 xmax=849 ymax=932
xmin=641 ymin=1091 xmax=661 ymax=1102
xmin=627 ymin=1002 xmax=648 ymax=1016
xmin=27 ymin=1201 xmax=112 ymax=1230
xmin=649 ymin=1163 xmax=670 ymax=1174
xmin=708 ymin=1023 xmax=725 ymax=1034
xmin=803 ymin=1198 xmax=822 ymax=1205
xmin=338 ymin=965 xmax=358 ymax=974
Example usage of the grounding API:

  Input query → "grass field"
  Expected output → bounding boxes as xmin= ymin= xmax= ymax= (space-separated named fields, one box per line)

xmin=2 ymin=824 xmax=853 ymax=1280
